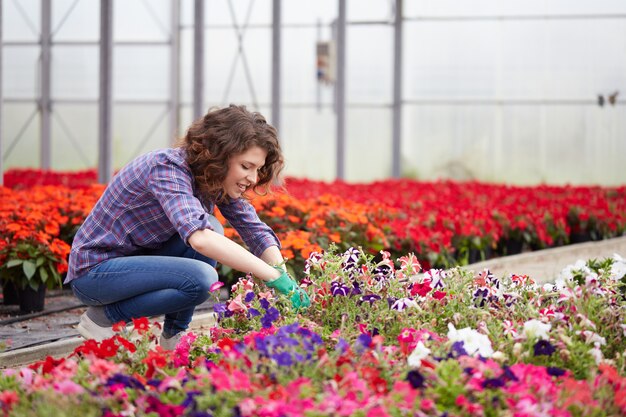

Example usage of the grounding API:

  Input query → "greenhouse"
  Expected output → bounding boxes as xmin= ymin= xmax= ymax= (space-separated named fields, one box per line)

xmin=1 ymin=1 xmax=626 ymax=416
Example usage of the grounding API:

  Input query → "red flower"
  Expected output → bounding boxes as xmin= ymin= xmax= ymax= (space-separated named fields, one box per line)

xmin=132 ymin=317 xmax=150 ymax=335
xmin=410 ymin=281 xmax=432 ymax=297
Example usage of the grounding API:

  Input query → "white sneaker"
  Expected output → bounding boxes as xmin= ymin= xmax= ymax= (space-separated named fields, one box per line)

xmin=76 ymin=312 xmax=115 ymax=342
xmin=159 ymin=333 xmax=182 ymax=350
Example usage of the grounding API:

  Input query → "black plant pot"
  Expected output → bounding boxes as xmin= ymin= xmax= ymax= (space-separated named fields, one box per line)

xmin=570 ymin=231 xmax=592 ymax=244
xmin=502 ymin=238 xmax=524 ymax=256
xmin=18 ymin=285 xmax=46 ymax=313
xmin=2 ymin=281 xmax=20 ymax=305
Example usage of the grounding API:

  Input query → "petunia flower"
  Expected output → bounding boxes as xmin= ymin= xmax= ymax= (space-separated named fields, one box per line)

xmin=533 ymin=340 xmax=556 ymax=356
xmin=209 ymin=281 xmax=224 ymax=293
xmin=358 ymin=294 xmax=382 ymax=305
xmin=523 ymin=319 xmax=551 ymax=340
xmin=447 ymin=323 xmax=494 ymax=358
xmin=405 ymin=369 xmax=425 ymax=389
xmin=331 ymin=281 xmax=351 ymax=296
xmin=227 ymin=294 xmax=248 ymax=313
xmin=390 ymin=297 xmax=418 ymax=311
xmin=407 ymin=341 xmax=431 ymax=368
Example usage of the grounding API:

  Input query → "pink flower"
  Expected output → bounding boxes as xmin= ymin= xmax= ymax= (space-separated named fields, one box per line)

xmin=257 ymin=290 xmax=275 ymax=301
xmin=0 ymin=390 xmax=19 ymax=408
xmin=367 ymin=405 xmax=391 ymax=417
xmin=89 ymin=357 xmax=121 ymax=380
xmin=209 ymin=281 xmax=225 ymax=293
xmin=227 ymin=294 xmax=248 ymax=313
xmin=398 ymin=253 xmax=421 ymax=276
xmin=231 ymin=277 xmax=254 ymax=293
xmin=53 ymin=379 xmax=85 ymax=395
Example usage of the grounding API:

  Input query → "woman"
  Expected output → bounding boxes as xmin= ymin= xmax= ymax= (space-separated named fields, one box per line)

xmin=66 ymin=105 xmax=310 ymax=350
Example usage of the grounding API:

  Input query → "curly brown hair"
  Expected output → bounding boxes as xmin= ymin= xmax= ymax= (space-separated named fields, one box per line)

xmin=176 ymin=104 xmax=284 ymax=203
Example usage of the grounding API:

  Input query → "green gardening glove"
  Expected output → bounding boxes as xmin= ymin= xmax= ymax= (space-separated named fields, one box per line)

xmin=266 ymin=268 xmax=311 ymax=310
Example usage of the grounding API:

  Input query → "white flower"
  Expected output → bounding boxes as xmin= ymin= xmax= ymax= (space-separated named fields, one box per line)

xmin=558 ymin=259 xmax=590 ymax=282
xmin=407 ymin=341 xmax=431 ymax=368
xmin=523 ymin=319 xmax=551 ymax=340
xmin=391 ymin=297 xmax=419 ymax=312
xmin=447 ymin=323 xmax=494 ymax=358
xmin=589 ymin=346 xmax=604 ymax=365
xmin=610 ymin=253 xmax=626 ymax=280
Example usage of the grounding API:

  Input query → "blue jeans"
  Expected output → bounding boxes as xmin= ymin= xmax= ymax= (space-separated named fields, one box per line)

xmin=71 ymin=215 xmax=223 ymax=336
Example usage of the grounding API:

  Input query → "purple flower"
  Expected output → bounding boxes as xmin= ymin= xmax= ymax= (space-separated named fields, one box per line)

xmin=406 ymin=370 xmax=425 ymax=389
xmin=373 ymin=264 xmax=392 ymax=280
xmin=356 ymin=334 xmax=372 ymax=351
xmin=533 ymin=339 xmax=556 ymax=356
xmin=213 ymin=303 xmax=227 ymax=318
xmin=331 ymin=281 xmax=351 ymax=296
xmin=255 ymin=336 xmax=269 ymax=356
xmin=481 ymin=377 xmax=505 ymax=389
xmin=547 ymin=366 xmax=566 ymax=377
xmin=450 ymin=341 xmax=468 ymax=358
xmin=278 ymin=322 xmax=300 ymax=335
xmin=248 ymin=308 xmax=261 ymax=317
xmin=244 ymin=291 xmax=255 ymax=303
xmin=273 ymin=351 xmax=293 ymax=366
xmin=350 ymin=280 xmax=362 ymax=295
xmin=473 ymin=288 xmax=489 ymax=307
xmin=358 ymin=294 xmax=382 ymax=305
xmin=105 ymin=374 xmax=145 ymax=390
xmin=260 ymin=298 xmax=270 ymax=310
xmin=261 ymin=307 xmax=280 ymax=329
xmin=336 ymin=338 xmax=349 ymax=353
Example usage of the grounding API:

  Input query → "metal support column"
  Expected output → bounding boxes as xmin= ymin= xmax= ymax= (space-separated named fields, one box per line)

xmin=391 ymin=0 xmax=403 ymax=177
xmin=0 ymin=0 xmax=3 ymax=185
xmin=98 ymin=0 xmax=113 ymax=183
xmin=169 ymin=0 xmax=180 ymax=141
xmin=193 ymin=0 xmax=204 ymax=120
xmin=40 ymin=0 xmax=52 ymax=169
xmin=335 ymin=0 xmax=346 ymax=180
xmin=271 ymin=0 xmax=281 ymax=133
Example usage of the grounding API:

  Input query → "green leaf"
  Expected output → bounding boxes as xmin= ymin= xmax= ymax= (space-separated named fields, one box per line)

xmin=6 ymin=259 xmax=24 ymax=268
xmin=35 ymin=257 xmax=46 ymax=267
xmin=22 ymin=261 xmax=37 ymax=279
xmin=39 ymin=267 xmax=49 ymax=284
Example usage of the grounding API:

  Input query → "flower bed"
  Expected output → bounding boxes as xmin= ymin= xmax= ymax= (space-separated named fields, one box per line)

xmin=2 ymin=249 xmax=626 ymax=416
xmin=2 ymin=169 xmax=626 ymax=290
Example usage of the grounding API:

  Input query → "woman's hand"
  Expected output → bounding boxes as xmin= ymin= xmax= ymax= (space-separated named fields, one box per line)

xmin=266 ymin=267 xmax=311 ymax=309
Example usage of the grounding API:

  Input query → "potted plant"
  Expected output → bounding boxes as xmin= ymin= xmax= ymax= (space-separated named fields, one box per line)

xmin=0 ymin=221 xmax=71 ymax=313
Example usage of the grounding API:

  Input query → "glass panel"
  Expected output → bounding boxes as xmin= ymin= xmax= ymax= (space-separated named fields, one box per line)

xmin=205 ymin=28 xmax=271 ymax=105
xmin=348 ymin=0 xmax=391 ymax=21
xmin=346 ymin=107 xmax=392 ymax=181
xmin=2 ymin=103 xmax=40 ymax=168
xmin=114 ymin=46 xmax=170 ymax=100
xmin=3 ymin=46 xmax=39 ymax=99
xmin=402 ymin=105 xmax=497 ymax=181
xmin=205 ymin=0 xmax=272 ymax=26
xmin=112 ymin=104 xmax=171 ymax=169
xmin=51 ymin=104 xmax=98 ymax=169
xmin=405 ymin=0 xmax=626 ymax=17
xmin=281 ymin=107 xmax=335 ymax=181
xmin=3 ymin=0 xmax=40 ymax=41
xmin=283 ymin=26 xmax=334 ymax=106
xmin=347 ymin=25 xmax=392 ymax=103
xmin=52 ymin=0 xmax=99 ymax=41
xmin=52 ymin=46 xmax=99 ymax=99
xmin=283 ymin=0 xmax=336 ymax=25
xmin=115 ymin=0 xmax=171 ymax=41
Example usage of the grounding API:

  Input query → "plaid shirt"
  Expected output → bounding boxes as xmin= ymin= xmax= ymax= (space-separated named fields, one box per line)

xmin=65 ymin=148 xmax=280 ymax=283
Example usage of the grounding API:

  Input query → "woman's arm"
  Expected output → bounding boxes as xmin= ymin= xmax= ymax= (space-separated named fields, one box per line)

xmin=188 ymin=229 xmax=281 ymax=282
xmin=260 ymin=245 xmax=285 ymax=268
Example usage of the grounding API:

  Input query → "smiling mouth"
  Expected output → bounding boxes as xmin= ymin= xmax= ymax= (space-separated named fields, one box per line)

xmin=237 ymin=183 xmax=249 ymax=193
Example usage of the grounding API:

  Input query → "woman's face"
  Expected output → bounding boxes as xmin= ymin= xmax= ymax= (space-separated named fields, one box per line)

xmin=223 ymin=146 xmax=267 ymax=199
